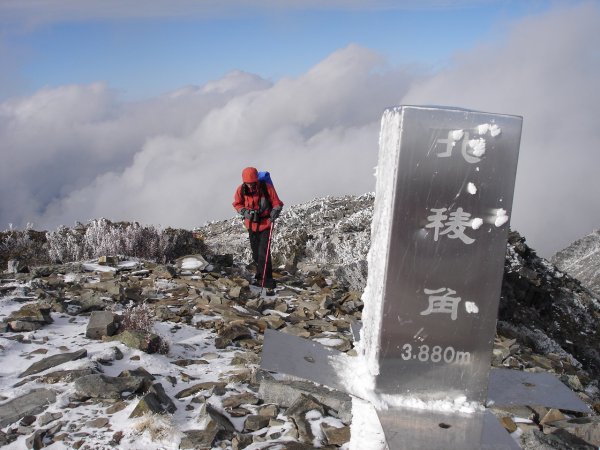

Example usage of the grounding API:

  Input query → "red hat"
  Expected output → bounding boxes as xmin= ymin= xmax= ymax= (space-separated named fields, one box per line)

xmin=242 ymin=167 xmax=259 ymax=183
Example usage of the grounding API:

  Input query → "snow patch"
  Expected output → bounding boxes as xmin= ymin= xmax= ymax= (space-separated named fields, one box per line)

xmin=451 ymin=129 xmax=464 ymax=141
xmin=465 ymin=301 xmax=479 ymax=314
xmin=494 ymin=209 xmax=509 ymax=227
xmin=471 ymin=218 xmax=483 ymax=230
xmin=468 ymin=138 xmax=486 ymax=157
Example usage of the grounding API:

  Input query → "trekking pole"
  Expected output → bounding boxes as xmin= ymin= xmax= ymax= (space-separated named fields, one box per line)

xmin=260 ymin=222 xmax=275 ymax=295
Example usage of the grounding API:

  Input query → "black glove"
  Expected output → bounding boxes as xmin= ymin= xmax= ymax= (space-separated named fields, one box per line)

xmin=240 ymin=208 xmax=254 ymax=220
xmin=270 ymin=207 xmax=282 ymax=221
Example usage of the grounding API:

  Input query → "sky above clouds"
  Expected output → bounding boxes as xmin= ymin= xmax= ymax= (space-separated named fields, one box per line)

xmin=1 ymin=0 xmax=599 ymax=258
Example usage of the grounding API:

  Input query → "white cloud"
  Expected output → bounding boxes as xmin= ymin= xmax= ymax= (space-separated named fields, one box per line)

xmin=1 ymin=45 xmax=412 ymax=234
xmin=2 ymin=2 xmax=599 ymax=259
xmin=401 ymin=2 xmax=600 ymax=256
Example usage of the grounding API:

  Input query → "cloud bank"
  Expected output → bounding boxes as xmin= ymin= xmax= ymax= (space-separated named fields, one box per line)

xmin=1 ymin=3 xmax=599 ymax=257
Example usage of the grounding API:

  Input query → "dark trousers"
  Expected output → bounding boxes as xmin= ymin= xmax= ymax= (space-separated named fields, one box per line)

xmin=249 ymin=228 xmax=272 ymax=281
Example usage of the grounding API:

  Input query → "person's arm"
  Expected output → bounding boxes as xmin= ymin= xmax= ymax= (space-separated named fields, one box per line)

xmin=232 ymin=185 xmax=245 ymax=213
xmin=267 ymin=184 xmax=283 ymax=209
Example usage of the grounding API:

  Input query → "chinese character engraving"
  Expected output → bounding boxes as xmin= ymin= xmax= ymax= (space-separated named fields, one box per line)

xmin=436 ymin=130 xmax=482 ymax=164
xmin=426 ymin=207 xmax=475 ymax=244
xmin=421 ymin=288 xmax=462 ymax=321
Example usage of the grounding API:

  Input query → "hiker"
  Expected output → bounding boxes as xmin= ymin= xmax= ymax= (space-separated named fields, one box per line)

xmin=233 ymin=167 xmax=283 ymax=289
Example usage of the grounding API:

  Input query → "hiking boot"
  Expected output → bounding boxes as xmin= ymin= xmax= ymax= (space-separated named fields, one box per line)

xmin=252 ymin=278 xmax=262 ymax=287
xmin=263 ymin=278 xmax=276 ymax=289
xmin=265 ymin=289 xmax=276 ymax=296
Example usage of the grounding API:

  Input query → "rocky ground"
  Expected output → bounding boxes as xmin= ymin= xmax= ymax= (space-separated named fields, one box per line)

xmin=0 ymin=194 xmax=599 ymax=449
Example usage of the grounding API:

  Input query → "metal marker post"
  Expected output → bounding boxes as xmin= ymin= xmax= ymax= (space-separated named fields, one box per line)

xmin=363 ymin=106 xmax=521 ymax=402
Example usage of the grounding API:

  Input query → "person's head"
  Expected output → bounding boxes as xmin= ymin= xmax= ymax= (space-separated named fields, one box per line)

xmin=242 ymin=167 xmax=259 ymax=189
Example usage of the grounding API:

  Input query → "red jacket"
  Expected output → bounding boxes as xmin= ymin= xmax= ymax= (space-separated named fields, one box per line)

xmin=233 ymin=182 xmax=283 ymax=232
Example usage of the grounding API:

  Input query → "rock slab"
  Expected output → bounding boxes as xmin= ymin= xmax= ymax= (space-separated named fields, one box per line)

xmin=0 ymin=389 xmax=56 ymax=427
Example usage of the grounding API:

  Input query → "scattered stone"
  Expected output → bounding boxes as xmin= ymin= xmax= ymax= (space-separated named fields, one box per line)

xmin=259 ymin=378 xmax=352 ymax=423
xmin=258 ymin=404 xmax=279 ymax=418
xmin=321 ymin=423 xmax=351 ymax=445
xmin=521 ymin=428 xmax=596 ymax=450
xmin=499 ymin=416 xmax=517 ymax=433
xmin=106 ymin=401 xmax=127 ymax=414
xmin=244 ymin=414 xmax=270 ymax=431
xmin=232 ymin=433 xmax=253 ymax=450
xmin=7 ymin=259 xmax=28 ymax=274
xmin=129 ymin=383 xmax=176 ymax=418
xmin=86 ymin=311 xmax=118 ymax=339
xmin=86 ymin=417 xmax=109 ymax=428
xmin=39 ymin=368 xmax=95 ymax=384
xmin=285 ymin=394 xmax=326 ymax=444
xmin=38 ymin=411 xmax=63 ymax=426
xmin=222 ymin=392 xmax=260 ymax=409
xmin=180 ymin=429 xmax=218 ymax=450
xmin=175 ymin=382 xmax=227 ymax=399
xmin=218 ymin=322 xmax=253 ymax=341
xmin=543 ymin=416 xmax=600 ymax=446
xmin=25 ymin=429 xmax=45 ymax=450
xmin=18 ymin=349 xmax=87 ymax=378
xmin=540 ymin=408 xmax=566 ymax=425
xmin=103 ymin=330 xmax=161 ymax=353
xmin=74 ymin=374 xmax=145 ymax=400
xmin=0 ymin=389 xmax=57 ymax=428
xmin=8 ymin=303 xmax=53 ymax=332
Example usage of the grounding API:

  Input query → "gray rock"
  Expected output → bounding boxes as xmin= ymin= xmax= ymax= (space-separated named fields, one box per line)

xmin=521 ymin=428 xmax=596 ymax=450
xmin=544 ymin=416 xmax=600 ymax=446
xmin=18 ymin=349 xmax=87 ymax=378
xmin=38 ymin=368 xmax=95 ymax=384
xmin=198 ymin=403 xmax=235 ymax=433
xmin=285 ymin=394 xmax=325 ymax=444
xmin=83 ymin=280 xmax=122 ymax=297
xmin=129 ymin=383 xmax=176 ymax=418
xmin=175 ymin=382 xmax=227 ymax=399
xmin=103 ymin=330 xmax=161 ymax=353
xmin=7 ymin=259 xmax=26 ymax=274
xmin=0 ymin=389 xmax=57 ymax=428
xmin=243 ymin=414 xmax=270 ymax=431
xmin=8 ymin=303 xmax=52 ymax=325
xmin=86 ymin=417 xmax=109 ymax=428
xmin=321 ymin=423 xmax=351 ymax=445
xmin=180 ymin=429 xmax=218 ymax=450
xmin=25 ymin=429 xmax=45 ymax=450
xmin=222 ymin=392 xmax=259 ymax=409
xmin=218 ymin=322 xmax=253 ymax=341
xmin=74 ymin=374 xmax=144 ymax=400
xmin=75 ymin=290 xmax=109 ymax=313
xmin=86 ymin=311 xmax=118 ymax=339
xmin=38 ymin=411 xmax=63 ymax=426
xmin=259 ymin=378 xmax=352 ymax=423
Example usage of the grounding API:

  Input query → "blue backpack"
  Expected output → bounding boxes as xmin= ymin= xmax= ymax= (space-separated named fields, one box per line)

xmin=258 ymin=171 xmax=273 ymax=186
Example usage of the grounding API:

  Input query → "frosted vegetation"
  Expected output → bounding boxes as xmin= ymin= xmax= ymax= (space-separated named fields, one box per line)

xmin=0 ymin=218 xmax=203 ymax=268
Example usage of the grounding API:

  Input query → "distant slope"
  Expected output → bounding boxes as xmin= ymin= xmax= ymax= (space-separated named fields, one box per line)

xmin=202 ymin=194 xmax=600 ymax=379
xmin=551 ymin=229 xmax=600 ymax=297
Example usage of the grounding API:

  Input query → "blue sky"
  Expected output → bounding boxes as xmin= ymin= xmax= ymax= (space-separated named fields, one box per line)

xmin=1 ymin=0 xmax=599 ymax=258
xmin=2 ymin=1 xmax=555 ymax=100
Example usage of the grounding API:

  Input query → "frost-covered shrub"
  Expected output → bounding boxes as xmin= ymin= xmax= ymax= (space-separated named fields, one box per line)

xmin=121 ymin=303 xmax=169 ymax=354
xmin=121 ymin=303 xmax=154 ymax=335
xmin=46 ymin=225 xmax=86 ymax=263
xmin=0 ymin=227 xmax=49 ymax=268
xmin=131 ymin=413 xmax=179 ymax=442
xmin=45 ymin=218 xmax=205 ymax=263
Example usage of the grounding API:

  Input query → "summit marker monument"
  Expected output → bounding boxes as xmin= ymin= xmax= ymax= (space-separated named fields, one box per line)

xmin=261 ymin=106 xmax=589 ymax=450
